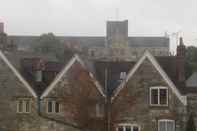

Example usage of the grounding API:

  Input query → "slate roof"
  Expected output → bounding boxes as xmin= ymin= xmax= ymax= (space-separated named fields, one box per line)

xmin=156 ymin=56 xmax=178 ymax=85
xmin=3 ymin=49 xmax=188 ymax=97
xmin=128 ymin=37 xmax=169 ymax=47
xmin=8 ymin=36 xmax=169 ymax=50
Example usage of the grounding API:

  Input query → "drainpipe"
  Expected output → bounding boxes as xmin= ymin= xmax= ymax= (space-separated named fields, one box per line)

xmin=105 ymin=67 xmax=111 ymax=131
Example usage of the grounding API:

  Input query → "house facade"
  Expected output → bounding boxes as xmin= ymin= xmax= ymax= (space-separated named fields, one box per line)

xmin=0 ymin=37 xmax=196 ymax=131
xmin=0 ymin=20 xmax=196 ymax=131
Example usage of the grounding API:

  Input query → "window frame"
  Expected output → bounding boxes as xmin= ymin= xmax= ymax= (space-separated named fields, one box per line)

xmin=16 ymin=99 xmax=31 ymax=113
xmin=158 ymin=119 xmax=175 ymax=131
xmin=47 ymin=100 xmax=61 ymax=114
xmin=149 ymin=86 xmax=168 ymax=106
xmin=116 ymin=123 xmax=140 ymax=131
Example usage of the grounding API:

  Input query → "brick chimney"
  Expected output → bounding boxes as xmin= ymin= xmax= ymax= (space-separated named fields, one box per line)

xmin=0 ymin=22 xmax=7 ymax=49
xmin=176 ymin=37 xmax=186 ymax=86
xmin=0 ymin=22 xmax=4 ymax=33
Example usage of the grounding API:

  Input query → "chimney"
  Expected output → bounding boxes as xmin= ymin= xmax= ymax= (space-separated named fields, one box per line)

xmin=176 ymin=37 xmax=186 ymax=86
xmin=177 ymin=37 xmax=186 ymax=57
xmin=0 ymin=22 xmax=4 ymax=33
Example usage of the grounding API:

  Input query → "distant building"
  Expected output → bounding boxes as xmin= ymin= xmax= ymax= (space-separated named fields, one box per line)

xmin=7 ymin=20 xmax=170 ymax=61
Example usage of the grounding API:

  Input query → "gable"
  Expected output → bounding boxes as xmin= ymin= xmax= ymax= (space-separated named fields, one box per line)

xmin=0 ymin=50 xmax=37 ymax=97
xmin=41 ymin=55 xmax=105 ymax=98
xmin=112 ymin=51 xmax=187 ymax=105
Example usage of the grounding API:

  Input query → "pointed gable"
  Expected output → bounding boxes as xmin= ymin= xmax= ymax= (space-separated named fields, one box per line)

xmin=41 ymin=54 xmax=105 ymax=99
xmin=112 ymin=51 xmax=187 ymax=105
xmin=0 ymin=50 xmax=37 ymax=97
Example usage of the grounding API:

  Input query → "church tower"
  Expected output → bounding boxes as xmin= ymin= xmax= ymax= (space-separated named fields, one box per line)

xmin=106 ymin=20 xmax=130 ymax=61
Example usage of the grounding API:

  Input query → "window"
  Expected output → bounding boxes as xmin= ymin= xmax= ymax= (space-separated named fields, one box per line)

xmin=35 ymin=70 xmax=42 ymax=82
xmin=47 ymin=101 xmax=60 ymax=113
xmin=150 ymin=87 xmax=168 ymax=106
xmin=158 ymin=119 xmax=175 ymax=131
xmin=120 ymin=72 xmax=127 ymax=80
xmin=96 ymin=103 xmax=104 ymax=117
xmin=17 ymin=99 xmax=31 ymax=113
xmin=116 ymin=124 xmax=140 ymax=131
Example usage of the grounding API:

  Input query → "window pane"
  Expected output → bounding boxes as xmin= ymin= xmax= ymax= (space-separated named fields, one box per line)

xmin=159 ymin=121 xmax=166 ymax=131
xmin=35 ymin=71 xmax=42 ymax=82
xmin=118 ymin=126 xmax=124 ymax=131
xmin=55 ymin=102 xmax=60 ymax=113
xmin=167 ymin=121 xmax=174 ymax=131
xmin=151 ymin=89 xmax=158 ymax=104
xmin=160 ymin=89 xmax=167 ymax=105
xmin=125 ymin=126 xmax=131 ymax=131
xmin=48 ymin=101 xmax=53 ymax=113
xmin=18 ymin=101 xmax=23 ymax=112
xmin=25 ymin=100 xmax=30 ymax=112
xmin=133 ymin=126 xmax=139 ymax=131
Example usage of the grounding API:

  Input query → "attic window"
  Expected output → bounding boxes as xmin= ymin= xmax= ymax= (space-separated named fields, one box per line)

xmin=150 ymin=87 xmax=168 ymax=106
xmin=35 ymin=70 xmax=42 ymax=82
xmin=17 ymin=99 xmax=31 ymax=113
xmin=47 ymin=100 xmax=61 ymax=113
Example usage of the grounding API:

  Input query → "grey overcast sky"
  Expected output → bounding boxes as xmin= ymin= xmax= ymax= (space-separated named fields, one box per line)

xmin=0 ymin=0 xmax=197 ymax=52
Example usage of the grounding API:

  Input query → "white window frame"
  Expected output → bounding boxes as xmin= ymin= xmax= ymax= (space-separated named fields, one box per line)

xmin=150 ymin=86 xmax=168 ymax=106
xmin=47 ymin=100 xmax=61 ymax=114
xmin=16 ymin=99 xmax=31 ymax=113
xmin=158 ymin=119 xmax=175 ymax=131
xmin=116 ymin=123 xmax=140 ymax=131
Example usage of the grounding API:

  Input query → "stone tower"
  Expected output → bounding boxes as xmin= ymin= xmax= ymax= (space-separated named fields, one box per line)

xmin=106 ymin=20 xmax=130 ymax=61
xmin=106 ymin=20 xmax=128 ymax=48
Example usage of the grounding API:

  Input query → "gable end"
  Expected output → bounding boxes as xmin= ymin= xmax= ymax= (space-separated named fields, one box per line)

xmin=0 ymin=50 xmax=37 ymax=98
xmin=112 ymin=51 xmax=187 ymax=105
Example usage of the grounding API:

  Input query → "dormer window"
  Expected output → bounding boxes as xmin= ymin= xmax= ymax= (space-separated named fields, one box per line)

xmin=150 ymin=86 xmax=168 ymax=106
xmin=35 ymin=70 xmax=42 ymax=82
xmin=120 ymin=72 xmax=127 ymax=80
